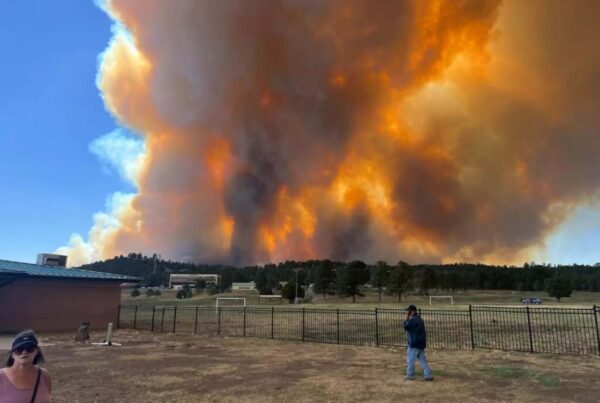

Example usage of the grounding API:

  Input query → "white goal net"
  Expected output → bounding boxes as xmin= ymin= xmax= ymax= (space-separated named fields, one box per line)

xmin=216 ymin=297 xmax=246 ymax=312
xmin=429 ymin=296 xmax=454 ymax=305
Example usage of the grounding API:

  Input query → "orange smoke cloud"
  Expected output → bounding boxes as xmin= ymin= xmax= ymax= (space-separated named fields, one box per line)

xmin=61 ymin=0 xmax=600 ymax=266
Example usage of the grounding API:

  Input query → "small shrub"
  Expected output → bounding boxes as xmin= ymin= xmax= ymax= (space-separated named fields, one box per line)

xmin=130 ymin=288 xmax=140 ymax=298
xmin=281 ymin=281 xmax=305 ymax=303
xmin=176 ymin=285 xmax=193 ymax=299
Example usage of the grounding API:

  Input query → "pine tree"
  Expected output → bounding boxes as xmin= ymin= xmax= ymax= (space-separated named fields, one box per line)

xmin=546 ymin=275 xmax=572 ymax=302
xmin=387 ymin=261 xmax=412 ymax=302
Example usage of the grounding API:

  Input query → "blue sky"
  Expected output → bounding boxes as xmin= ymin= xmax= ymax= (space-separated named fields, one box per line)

xmin=0 ymin=0 xmax=128 ymax=263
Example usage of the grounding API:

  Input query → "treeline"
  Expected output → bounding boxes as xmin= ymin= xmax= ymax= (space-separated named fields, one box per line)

xmin=77 ymin=254 xmax=600 ymax=299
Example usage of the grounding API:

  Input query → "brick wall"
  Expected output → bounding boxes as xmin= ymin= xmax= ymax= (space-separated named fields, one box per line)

xmin=0 ymin=278 xmax=121 ymax=333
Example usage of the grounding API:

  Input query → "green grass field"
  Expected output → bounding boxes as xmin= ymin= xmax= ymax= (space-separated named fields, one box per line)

xmin=122 ymin=288 xmax=600 ymax=309
xmin=121 ymin=289 xmax=600 ymax=356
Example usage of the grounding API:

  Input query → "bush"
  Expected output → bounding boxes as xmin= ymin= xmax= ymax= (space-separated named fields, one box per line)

xmin=259 ymin=287 xmax=273 ymax=295
xmin=546 ymin=275 xmax=572 ymax=302
xmin=176 ymin=285 xmax=193 ymax=299
xmin=281 ymin=281 xmax=304 ymax=303
xmin=130 ymin=288 xmax=140 ymax=298
xmin=145 ymin=288 xmax=162 ymax=297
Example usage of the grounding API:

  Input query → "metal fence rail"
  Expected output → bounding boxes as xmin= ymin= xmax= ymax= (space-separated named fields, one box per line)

xmin=117 ymin=304 xmax=600 ymax=356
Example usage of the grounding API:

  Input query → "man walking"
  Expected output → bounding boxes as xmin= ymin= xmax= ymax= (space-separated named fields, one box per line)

xmin=403 ymin=304 xmax=433 ymax=381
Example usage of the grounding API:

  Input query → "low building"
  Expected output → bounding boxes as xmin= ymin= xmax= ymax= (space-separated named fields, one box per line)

xmin=0 ymin=258 xmax=139 ymax=333
xmin=232 ymin=281 xmax=256 ymax=291
xmin=169 ymin=273 xmax=221 ymax=288
xmin=36 ymin=253 xmax=67 ymax=267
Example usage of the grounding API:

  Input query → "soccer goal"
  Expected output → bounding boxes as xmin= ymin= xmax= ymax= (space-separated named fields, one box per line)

xmin=215 ymin=297 xmax=246 ymax=313
xmin=259 ymin=295 xmax=283 ymax=304
xmin=429 ymin=296 xmax=454 ymax=305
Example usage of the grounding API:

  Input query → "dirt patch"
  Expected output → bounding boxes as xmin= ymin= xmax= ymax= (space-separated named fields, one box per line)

xmin=2 ymin=330 xmax=599 ymax=402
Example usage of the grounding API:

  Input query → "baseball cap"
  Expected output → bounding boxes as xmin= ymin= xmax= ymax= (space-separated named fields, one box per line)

xmin=406 ymin=304 xmax=418 ymax=312
xmin=11 ymin=330 xmax=39 ymax=351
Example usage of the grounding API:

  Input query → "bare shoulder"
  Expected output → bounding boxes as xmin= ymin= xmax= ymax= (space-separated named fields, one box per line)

xmin=39 ymin=367 xmax=52 ymax=388
xmin=39 ymin=367 xmax=51 ymax=379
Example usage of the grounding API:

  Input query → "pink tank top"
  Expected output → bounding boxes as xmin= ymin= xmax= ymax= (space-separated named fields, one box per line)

xmin=0 ymin=368 xmax=51 ymax=403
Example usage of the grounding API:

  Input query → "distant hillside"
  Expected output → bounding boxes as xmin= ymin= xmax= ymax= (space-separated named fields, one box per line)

xmin=77 ymin=254 xmax=600 ymax=293
xmin=76 ymin=254 xmax=343 ymax=290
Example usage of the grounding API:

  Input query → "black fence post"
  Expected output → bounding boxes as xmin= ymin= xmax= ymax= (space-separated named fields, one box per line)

xmin=375 ymin=308 xmax=379 ymax=347
xmin=106 ymin=303 xmax=600 ymax=356
xmin=151 ymin=306 xmax=155 ymax=332
xmin=526 ymin=306 xmax=534 ymax=353
xmin=116 ymin=305 xmax=121 ymax=329
xmin=593 ymin=305 xmax=600 ymax=356
xmin=302 ymin=308 xmax=305 ymax=342
xmin=469 ymin=305 xmax=475 ymax=350
xmin=336 ymin=309 xmax=340 ymax=344
xmin=217 ymin=306 xmax=222 ymax=335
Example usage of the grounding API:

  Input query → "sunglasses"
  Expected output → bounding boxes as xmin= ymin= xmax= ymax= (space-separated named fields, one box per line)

xmin=13 ymin=343 xmax=37 ymax=355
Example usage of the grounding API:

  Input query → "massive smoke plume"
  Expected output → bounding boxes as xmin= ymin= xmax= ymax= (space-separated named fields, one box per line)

xmin=59 ymin=0 xmax=600 ymax=266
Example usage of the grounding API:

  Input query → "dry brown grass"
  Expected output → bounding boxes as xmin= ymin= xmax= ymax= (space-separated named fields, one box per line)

xmin=6 ymin=330 xmax=599 ymax=402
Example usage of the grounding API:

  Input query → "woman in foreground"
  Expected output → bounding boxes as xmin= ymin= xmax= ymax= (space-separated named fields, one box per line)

xmin=0 ymin=329 xmax=52 ymax=402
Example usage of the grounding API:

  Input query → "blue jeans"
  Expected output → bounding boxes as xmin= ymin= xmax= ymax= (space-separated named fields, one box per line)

xmin=406 ymin=347 xmax=432 ymax=379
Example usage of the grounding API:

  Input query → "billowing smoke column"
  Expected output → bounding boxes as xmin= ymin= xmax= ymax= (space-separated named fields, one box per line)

xmin=59 ymin=0 xmax=600 ymax=266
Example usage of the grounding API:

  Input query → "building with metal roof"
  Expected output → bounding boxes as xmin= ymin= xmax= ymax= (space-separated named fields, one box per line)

xmin=0 ymin=258 xmax=140 ymax=333
xmin=168 ymin=273 xmax=221 ymax=288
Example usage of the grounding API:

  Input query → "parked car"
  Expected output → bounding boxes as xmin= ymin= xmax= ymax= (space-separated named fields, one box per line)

xmin=521 ymin=297 xmax=543 ymax=305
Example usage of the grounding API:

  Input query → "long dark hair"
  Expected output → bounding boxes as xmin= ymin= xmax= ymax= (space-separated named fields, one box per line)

xmin=6 ymin=348 xmax=45 ymax=367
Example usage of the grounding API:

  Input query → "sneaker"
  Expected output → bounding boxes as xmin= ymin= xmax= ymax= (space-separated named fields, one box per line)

xmin=424 ymin=377 xmax=434 ymax=381
xmin=405 ymin=377 xmax=415 ymax=381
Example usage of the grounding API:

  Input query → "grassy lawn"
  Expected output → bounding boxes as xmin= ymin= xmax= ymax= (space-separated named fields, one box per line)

xmin=123 ymin=289 xmax=600 ymax=310
xmin=14 ymin=329 xmax=600 ymax=402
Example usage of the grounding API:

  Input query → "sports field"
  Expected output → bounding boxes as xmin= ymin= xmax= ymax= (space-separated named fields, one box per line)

xmin=8 ymin=329 xmax=599 ymax=402
xmin=123 ymin=289 xmax=600 ymax=309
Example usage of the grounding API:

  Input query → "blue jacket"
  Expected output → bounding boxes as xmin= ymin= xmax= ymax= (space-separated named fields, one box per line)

xmin=403 ymin=314 xmax=427 ymax=349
